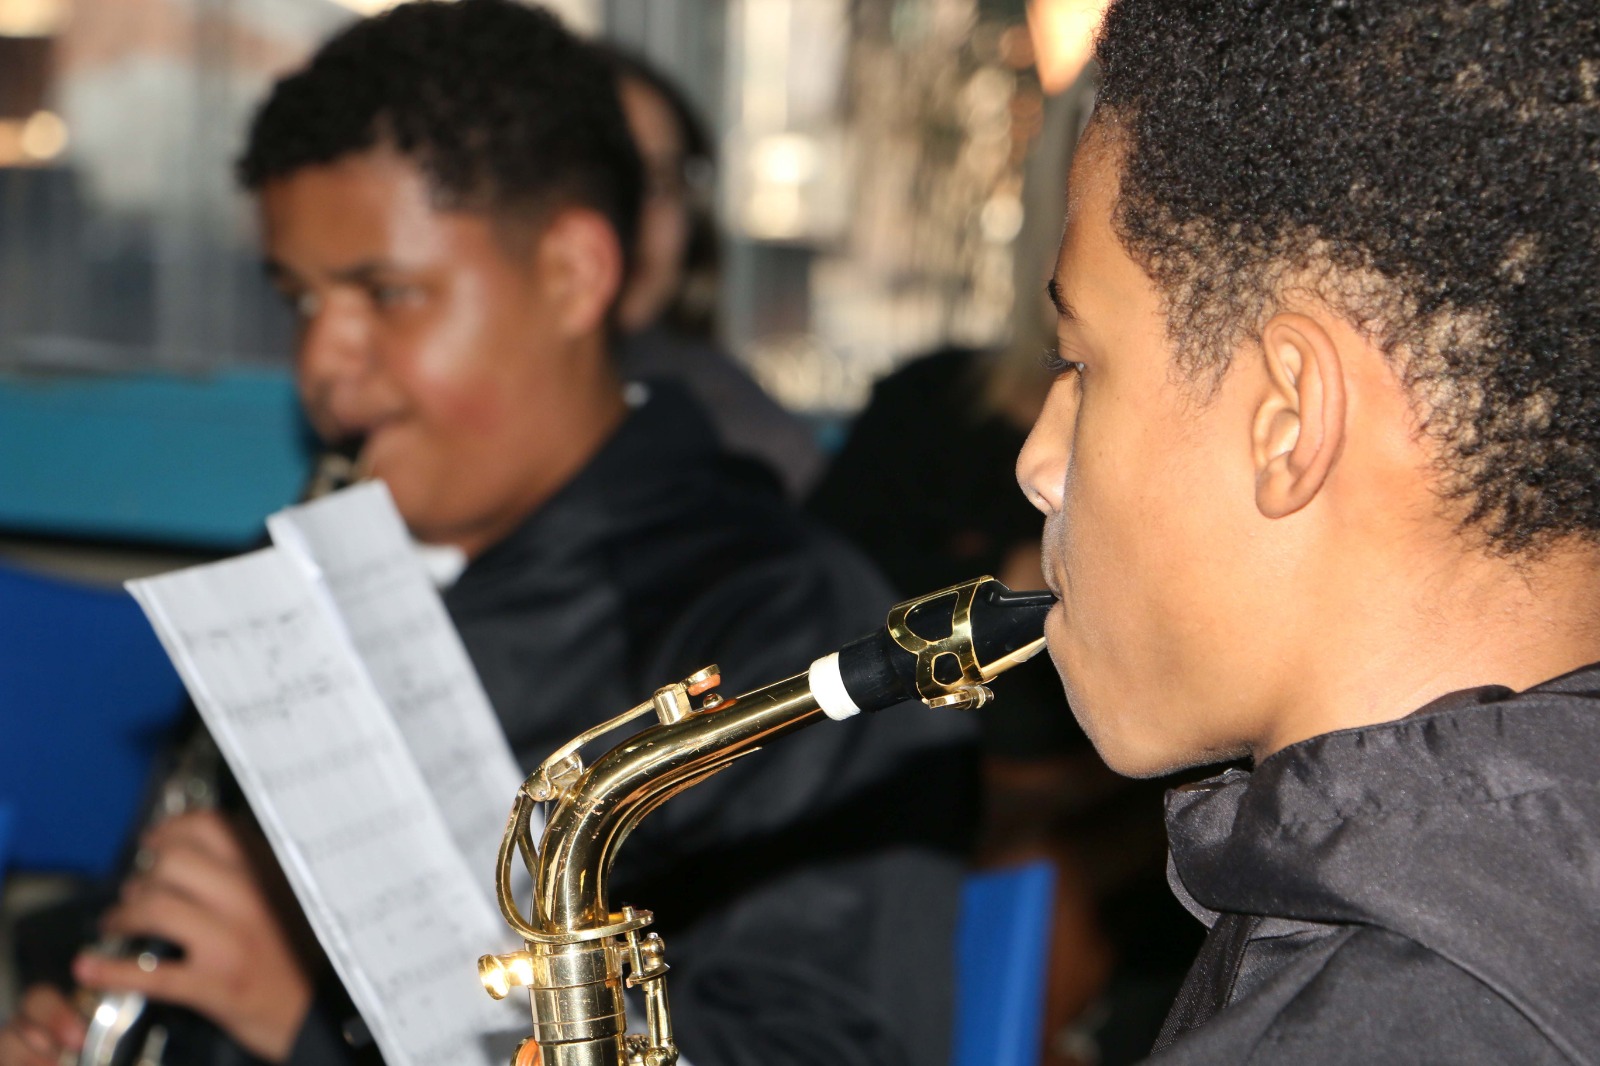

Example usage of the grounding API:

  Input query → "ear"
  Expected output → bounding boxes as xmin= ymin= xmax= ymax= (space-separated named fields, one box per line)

xmin=532 ymin=207 xmax=626 ymax=340
xmin=1251 ymin=312 xmax=1347 ymax=519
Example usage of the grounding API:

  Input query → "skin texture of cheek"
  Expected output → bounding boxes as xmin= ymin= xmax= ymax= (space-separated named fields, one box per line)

xmin=371 ymin=269 xmax=544 ymax=535
xmin=1050 ymin=396 xmax=1260 ymax=777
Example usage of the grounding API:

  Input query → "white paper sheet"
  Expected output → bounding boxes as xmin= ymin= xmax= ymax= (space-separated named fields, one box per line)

xmin=128 ymin=490 xmax=533 ymax=1066
xmin=267 ymin=482 xmax=525 ymax=881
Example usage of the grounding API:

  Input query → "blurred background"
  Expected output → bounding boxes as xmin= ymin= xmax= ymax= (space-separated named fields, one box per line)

xmin=0 ymin=0 xmax=1104 ymax=551
xmin=0 ymin=2 xmax=1205 ymax=1063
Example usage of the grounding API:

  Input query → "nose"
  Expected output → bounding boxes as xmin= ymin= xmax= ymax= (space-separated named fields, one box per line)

xmin=1016 ymin=378 xmax=1077 ymax=516
xmin=296 ymin=291 xmax=375 ymax=435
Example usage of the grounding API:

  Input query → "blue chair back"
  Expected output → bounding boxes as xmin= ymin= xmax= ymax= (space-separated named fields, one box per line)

xmin=952 ymin=860 xmax=1056 ymax=1066
xmin=0 ymin=561 xmax=187 ymax=876
xmin=0 ymin=802 xmax=14 ymax=889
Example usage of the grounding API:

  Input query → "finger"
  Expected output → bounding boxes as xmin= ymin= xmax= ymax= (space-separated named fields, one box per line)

xmin=2 ymin=1004 xmax=69 ymax=1066
xmin=142 ymin=811 xmax=247 ymax=868
xmin=17 ymin=987 xmax=85 ymax=1052
xmin=0 ymin=1025 xmax=60 ymax=1066
xmin=128 ymin=840 xmax=260 ymax=923
xmin=97 ymin=891 xmax=229 ymax=956
xmin=70 ymin=952 xmax=203 ymax=1015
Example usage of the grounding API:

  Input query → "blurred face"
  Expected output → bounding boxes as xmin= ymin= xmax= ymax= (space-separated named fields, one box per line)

xmin=1016 ymin=128 xmax=1283 ymax=776
xmin=616 ymin=75 xmax=692 ymax=332
xmin=259 ymin=150 xmax=623 ymax=556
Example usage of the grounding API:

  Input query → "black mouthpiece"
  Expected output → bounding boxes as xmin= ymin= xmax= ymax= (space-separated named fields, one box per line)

xmin=832 ymin=578 xmax=1054 ymax=714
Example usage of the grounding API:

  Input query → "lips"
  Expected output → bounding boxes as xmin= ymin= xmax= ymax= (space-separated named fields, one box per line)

xmin=1042 ymin=565 xmax=1064 ymax=600
xmin=305 ymin=379 xmax=404 ymax=448
xmin=352 ymin=418 xmax=402 ymax=474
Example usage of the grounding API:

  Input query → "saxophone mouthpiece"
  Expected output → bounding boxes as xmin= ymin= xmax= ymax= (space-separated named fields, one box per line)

xmin=809 ymin=576 xmax=1054 ymax=719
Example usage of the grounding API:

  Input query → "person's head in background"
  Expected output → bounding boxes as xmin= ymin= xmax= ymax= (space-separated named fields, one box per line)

xmin=597 ymin=45 xmax=720 ymax=339
xmin=238 ymin=0 xmax=642 ymax=559
xmin=1018 ymin=0 xmax=1600 ymax=776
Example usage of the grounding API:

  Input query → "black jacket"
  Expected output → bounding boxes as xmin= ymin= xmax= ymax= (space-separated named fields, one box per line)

xmin=288 ymin=383 xmax=979 ymax=1066
xmin=1147 ymin=665 xmax=1600 ymax=1064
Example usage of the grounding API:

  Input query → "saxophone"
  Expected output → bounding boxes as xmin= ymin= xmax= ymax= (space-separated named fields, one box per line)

xmin=478 ymin=576 xmax=1055 ymax=1066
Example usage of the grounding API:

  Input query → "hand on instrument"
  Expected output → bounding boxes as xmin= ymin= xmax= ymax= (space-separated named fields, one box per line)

xmin=71 ymin=811 xmax=313 ymax=1064
xmin=0 ymin=984 xmax=85 ymax=1065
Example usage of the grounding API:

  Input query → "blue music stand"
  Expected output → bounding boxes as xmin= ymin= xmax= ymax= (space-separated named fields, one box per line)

xmin=0 ymin=561 xmax=187 ymax=877
xmin=952 ymin=860 xmax=1056 ymax=1066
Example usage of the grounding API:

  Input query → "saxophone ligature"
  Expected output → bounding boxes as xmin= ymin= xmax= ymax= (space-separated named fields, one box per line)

xmin=479 ymin=576 xmax=1055 ymax=1066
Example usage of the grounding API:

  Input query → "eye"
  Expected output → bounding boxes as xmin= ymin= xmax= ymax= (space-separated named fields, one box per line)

xmin=369 ymin=282 xmax=418 ymax=310
xmin=1041 ymin=347 xmax=1086 ymax=376
xmin=281 ymin=289 xmax=321 ymax=320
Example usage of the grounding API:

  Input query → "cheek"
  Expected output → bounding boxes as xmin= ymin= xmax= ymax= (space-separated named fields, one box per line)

xmin=1057 ymin=400 xmax=1262 ymax=771
xmin=1053 ymin=400 xmax=1222 ymax=687
xmin=409 ymin=360 xmax=508 ymax=431
xmin=387 ymin=299 xmax=523 ymax=435
xmin=1060 ymin=407 xmax=1189 ymax=607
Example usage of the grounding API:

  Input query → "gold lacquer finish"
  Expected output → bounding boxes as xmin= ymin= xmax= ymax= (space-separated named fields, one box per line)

xmin=887 ymin=577 xmax=1046 ymax=710
xmin=482 ymin=576 xmax=1045 ymax=1066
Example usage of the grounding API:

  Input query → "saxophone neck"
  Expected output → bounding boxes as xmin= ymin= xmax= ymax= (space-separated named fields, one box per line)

xmin=534 ymin=670 xmax=822 ymax=933
xmin=494 ymin=574 xmax=1056 ymax=942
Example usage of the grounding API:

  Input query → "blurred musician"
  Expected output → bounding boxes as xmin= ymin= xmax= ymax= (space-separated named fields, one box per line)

xmin=1017 ymin=0 xmax=1600 ymax=1060
xmin=598 ymin=45 xmax=824 ymax=499
xmin=0 ymin=3 xmax=975 ymax=1065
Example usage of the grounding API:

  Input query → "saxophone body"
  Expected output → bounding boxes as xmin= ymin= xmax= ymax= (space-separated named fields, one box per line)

xmin=480 ymin=576 xmax=1054 ymax=1066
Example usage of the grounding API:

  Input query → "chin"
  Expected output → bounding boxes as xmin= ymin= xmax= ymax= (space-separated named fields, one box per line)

xmin=1091 ymin=735 xmax=1193 ymax=780
xmin=1091 ymin=718 xmax=1248 ymax=780
xmin=1061 ymin=684 xmax=1227 ymax=780
xmin=371 ymin=470 xmax=437 ymax=534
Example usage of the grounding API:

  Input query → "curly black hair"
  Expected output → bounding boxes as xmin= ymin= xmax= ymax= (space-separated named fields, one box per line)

xmin=237 ymin=0 xmax=641 ymax=262
xmin=1093 ymin=0 xmax=1600 ymax=554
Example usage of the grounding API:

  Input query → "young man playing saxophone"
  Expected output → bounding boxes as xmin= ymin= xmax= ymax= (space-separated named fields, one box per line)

xmin=0 ymin=4 xmax=975 ymax=1065
xmin=1017 ymin=0 xmax=1600 ymax=1060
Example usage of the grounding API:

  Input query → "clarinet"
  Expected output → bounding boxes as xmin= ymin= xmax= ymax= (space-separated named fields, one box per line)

xmin=74 ymin=734 xmax=221 ymax=1066
xmin=74 ymin=448 xmax=364 ymax=1066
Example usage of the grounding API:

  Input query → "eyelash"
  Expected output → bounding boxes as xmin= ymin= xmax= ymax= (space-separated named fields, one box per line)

xmin=1041 ymin=347 xmax=1086 ymax=376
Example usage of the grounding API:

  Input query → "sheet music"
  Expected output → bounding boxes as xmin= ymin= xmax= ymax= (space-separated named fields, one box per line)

xmin=267 ymin=482 xmax=526 ymax=880
xmin=130 ymin=538 xmax=525 ymax=1066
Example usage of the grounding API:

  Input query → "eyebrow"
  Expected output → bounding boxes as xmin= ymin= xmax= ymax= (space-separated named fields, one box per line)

xmin=263 ymin=258 xmax=401 ymax=287
xmin=1046 ymin=277 xmax=1077 ymax=323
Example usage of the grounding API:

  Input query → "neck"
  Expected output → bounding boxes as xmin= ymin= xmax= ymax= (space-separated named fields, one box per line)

xmin=443 ymin=338 xmax=628 ymax=561
xmin=1256 ymin=538 xmax=1600 ymax=759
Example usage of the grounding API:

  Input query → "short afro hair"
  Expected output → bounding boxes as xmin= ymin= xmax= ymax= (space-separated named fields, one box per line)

xmin=237 ymin=0 xmax=642 ymax=261
xmin=1093 ymin=0 xmax=1600 ymax=554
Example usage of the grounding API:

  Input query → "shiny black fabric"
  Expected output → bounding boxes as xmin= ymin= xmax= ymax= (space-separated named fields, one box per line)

xmin=1147 ymin=665 xmax=1600 ymax=1064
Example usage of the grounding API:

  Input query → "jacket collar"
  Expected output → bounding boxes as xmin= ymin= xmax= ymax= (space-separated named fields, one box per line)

xmin=1166 ymin=662 xmax=1600 ymax=1060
